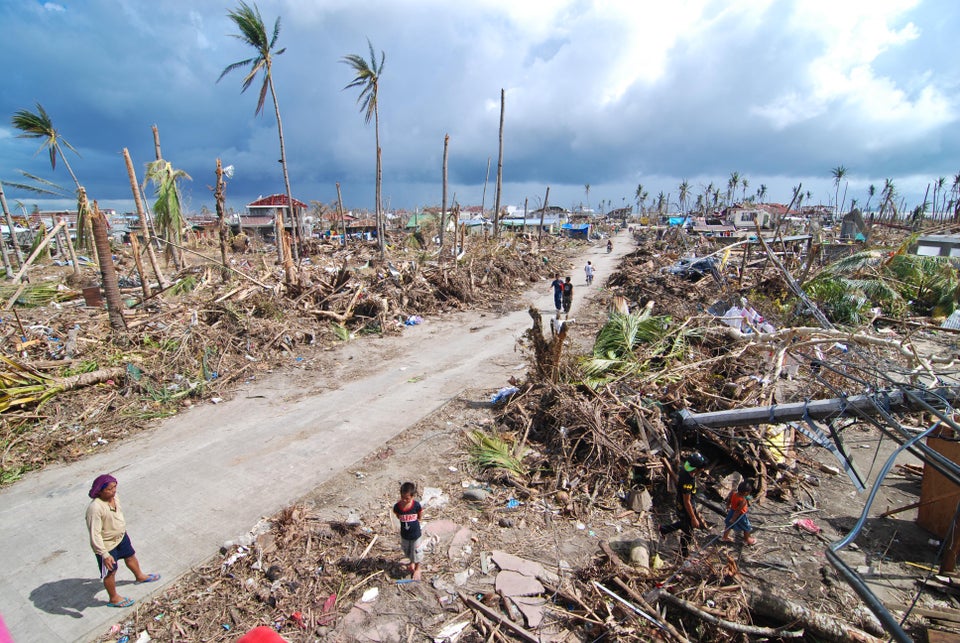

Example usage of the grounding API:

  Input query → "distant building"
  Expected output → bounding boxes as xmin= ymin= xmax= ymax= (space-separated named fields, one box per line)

xmin=239 ymin=194 xmax=307 ymax=240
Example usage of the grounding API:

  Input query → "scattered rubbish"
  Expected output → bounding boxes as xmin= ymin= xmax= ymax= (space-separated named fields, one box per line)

xmin=421 ymin=487 xmax=448 ymax=508
xmin=794 ymin=518 xmax=821 ymax=534
xmin=490 ymin=386 xmax=519 ymax=404
xmin=318 ymin=593 xmax=337 ymax=625
xmin=665 ymin=256 xmax=719 ymax=281
xmin=505 ymin=497 xmax=520 ymax=508
xmin=462 ymin=487 xmax=488 ymax=503
xmin=433 ymin=620 xmax=469 ymax=642
xmin=405 ymin=315 xmax=423 ymax=325
xmin=361 ymin=587 xmax=379 ymax=602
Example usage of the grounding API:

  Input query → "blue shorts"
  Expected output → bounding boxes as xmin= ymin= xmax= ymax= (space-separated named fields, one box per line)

xmin=95 ymin=533 xmax=135 ymax=578
xmin=725 ymin=510 xmax=753 ymax=534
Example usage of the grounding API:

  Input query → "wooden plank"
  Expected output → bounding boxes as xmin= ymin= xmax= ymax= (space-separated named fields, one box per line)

xmin=912 ymin=606 xmax=960 ymax=624
xmin=918 ymin=437 xmax=960 ymax=539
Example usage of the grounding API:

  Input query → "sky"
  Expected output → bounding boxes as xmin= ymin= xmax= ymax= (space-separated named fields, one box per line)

xmin=1 ymin=0 xmax=958 ymax=218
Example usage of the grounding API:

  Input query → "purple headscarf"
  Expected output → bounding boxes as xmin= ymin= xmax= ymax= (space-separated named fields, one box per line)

xmin=88 ymin=474 xmax=117 ymax=499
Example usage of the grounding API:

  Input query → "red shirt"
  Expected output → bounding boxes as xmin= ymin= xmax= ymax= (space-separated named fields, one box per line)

xmin=727 ymin=491 xmax=750 ymax=515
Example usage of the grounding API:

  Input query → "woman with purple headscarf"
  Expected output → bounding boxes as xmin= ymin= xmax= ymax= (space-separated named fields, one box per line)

xmin=85 ymin=474 xmax=159 ymax=608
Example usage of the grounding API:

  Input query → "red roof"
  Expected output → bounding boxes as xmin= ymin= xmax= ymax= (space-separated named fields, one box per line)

xmin=247 ymin=194 xmax=308 ymax=209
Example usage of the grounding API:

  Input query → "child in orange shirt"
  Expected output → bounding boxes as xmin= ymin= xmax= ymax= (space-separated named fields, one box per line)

xmin=721 ymin=480 xmax=757 ymax=545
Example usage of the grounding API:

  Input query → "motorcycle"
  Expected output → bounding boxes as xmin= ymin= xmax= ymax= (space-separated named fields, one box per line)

xmin=606 ymin=241 xmax=613 ymax=253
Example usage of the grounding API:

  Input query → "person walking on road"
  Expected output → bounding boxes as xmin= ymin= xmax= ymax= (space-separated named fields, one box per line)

xmin=584 ymin=261 xmax=595 ymax=286
xmin=562 ymin=276 xmax=574 ymax=315
xmin=86 ymin=474 xmax=160 ymax=608
xmin=550 ymin=273 xmax=564 ymax=313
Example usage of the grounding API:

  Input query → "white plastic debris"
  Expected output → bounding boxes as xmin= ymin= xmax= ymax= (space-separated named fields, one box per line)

xmin=361 ymin=587 xmax=379 ymax=602
xmin=434 ymin=620 xmax=470 ymax=642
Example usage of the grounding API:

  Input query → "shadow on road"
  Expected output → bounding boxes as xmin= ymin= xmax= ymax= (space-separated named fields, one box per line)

xmin=28 ymin=576 xmax=121 ymax=618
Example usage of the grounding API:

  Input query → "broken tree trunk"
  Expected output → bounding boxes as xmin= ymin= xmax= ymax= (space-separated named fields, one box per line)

xmin=215 ymin=159 xmax=230 ymax=283
xmin=0 ymin=181 xmax=22 ymax=272
xmin=91 ymin=202 xmax=126 ymax=332
xmin=525 ymin=305 xmax=568 ymax=382
xmin=128 ymin=234 xmax=149 ymax=300
xmin=440 ymin=133 xmax=449 ymax=253
xmin=744 ymin=586 xmax=885 ymax=642
xmin=4 ymin=221 xmax=67 ymax=308
xmin=654 ymin=589 xmax=803 ymax=638
xmin=123 ymin=147 xmax=167 ymax=290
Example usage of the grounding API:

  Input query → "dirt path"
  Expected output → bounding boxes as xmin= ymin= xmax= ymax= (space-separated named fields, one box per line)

xmin=0 ymin=231 xmax=631 ymax=643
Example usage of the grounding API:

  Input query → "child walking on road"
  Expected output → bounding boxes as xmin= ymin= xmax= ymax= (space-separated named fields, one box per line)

xmin=721 ymin=480 xmax=757 ymax=545
xmin=584 ymin=261 xmax=595 ymax=285
xmin=393 ymin=482 xmax=424 ymax=580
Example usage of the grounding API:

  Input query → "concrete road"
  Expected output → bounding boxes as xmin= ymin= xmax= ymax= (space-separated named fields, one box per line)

xmin=0 ymin=231 xmax=631 ymax=642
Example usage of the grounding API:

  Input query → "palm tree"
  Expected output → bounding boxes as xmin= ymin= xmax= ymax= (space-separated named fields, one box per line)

xmin=11 ymin=103 xmax=81 ymax=189
xmin=677 ymin=180 xmax=690 ymax=215
xmin=144 ymin=159 xmax=191 ymax=268
xmin=218 ymin=1 xmax=300 ymax=270
xmin=831 ymin=165 xmax=847 ymax=219
xmin=584 ymin=184 xmax=591 ymax=210
xmin=879 ymin=179 xmax=896 ymax=221
xmin=727 ymin=171 xmax=740 ymax=205
xmin=702 ymin=182 xmax=715 ymax=212
xmin=933 ymin=176 xmax=947 ymax=219
xmin=655 ymin=191 xmax=666 ymax=215
xmin=342 ymin=39 xmax=386 ymax=258
xmin=634 ymin=183 xmax=644 ymax=213
xmin=864 ymin=184 xmax=876 ymax=212
xmin=10 ymin=103 xmax=85 ymax=276
xmin=952 ymin=173 xmax=960 ymax=221
xmin=741 ymin=177 xmax=749 ymax=203
xmin=757 ymin=184 xmax=768 ymax=203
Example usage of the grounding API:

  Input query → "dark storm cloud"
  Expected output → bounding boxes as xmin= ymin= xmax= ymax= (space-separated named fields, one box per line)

xmin=1 ymin=0 xmax=957 ymax=215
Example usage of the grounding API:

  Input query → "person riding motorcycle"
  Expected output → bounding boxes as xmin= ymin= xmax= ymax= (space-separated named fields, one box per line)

xmin=606 ymin=239 xmax=613 ymax=253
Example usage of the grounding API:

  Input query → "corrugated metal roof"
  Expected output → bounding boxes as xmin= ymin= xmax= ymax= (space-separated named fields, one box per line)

xmin=247 ymin=194 xmax=308 ymax=209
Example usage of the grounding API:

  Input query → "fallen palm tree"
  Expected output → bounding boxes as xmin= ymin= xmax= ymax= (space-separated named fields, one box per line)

xmin=0 ymin=355 xmax=125 ymax=414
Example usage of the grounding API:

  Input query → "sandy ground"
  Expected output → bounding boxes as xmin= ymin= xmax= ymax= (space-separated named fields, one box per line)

xmin=0 ymin=232 xmax=630 ymax=643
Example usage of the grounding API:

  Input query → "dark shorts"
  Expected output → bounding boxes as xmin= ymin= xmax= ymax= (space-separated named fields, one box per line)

xmin=95 ymin=533 xmax=135 ymax=578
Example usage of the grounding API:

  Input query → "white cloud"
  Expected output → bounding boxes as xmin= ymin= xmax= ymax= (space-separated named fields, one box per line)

xmin=750 ymin=0 xmax=954 ymax=135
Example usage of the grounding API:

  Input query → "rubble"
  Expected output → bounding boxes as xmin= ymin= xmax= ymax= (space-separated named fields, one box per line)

xmin=9 ymin=223 xmax=960 ymax=641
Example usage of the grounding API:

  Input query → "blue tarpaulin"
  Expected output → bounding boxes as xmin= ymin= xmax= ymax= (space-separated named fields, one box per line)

xmin=561 ymin=223 xmax=590 ymax=239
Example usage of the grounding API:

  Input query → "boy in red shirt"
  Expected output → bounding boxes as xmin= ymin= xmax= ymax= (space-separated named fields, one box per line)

xmin=721 ymin=480 xmax=757 ymax=545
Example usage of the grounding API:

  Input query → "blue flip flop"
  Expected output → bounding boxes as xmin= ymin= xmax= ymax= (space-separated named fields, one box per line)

xmin=136 ymin=573 xmax=160 ymax=584
xmin=107 ymin=597 xmax=135 ymax=608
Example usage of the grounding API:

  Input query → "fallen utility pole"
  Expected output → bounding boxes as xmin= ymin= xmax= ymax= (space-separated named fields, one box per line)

xmin=676 ymin=386 xmax=960 ymax=490
xmin=675 ymin=387 xmax=960 ymax=431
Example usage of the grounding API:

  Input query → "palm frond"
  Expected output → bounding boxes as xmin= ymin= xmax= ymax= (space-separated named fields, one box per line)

xmin=466 ymin=429 xmax=525 ymax=475
xmin=341 ymin=39 xmax=383 ymax=125
xmin=820 ymin=248 xmax=891 ymax=276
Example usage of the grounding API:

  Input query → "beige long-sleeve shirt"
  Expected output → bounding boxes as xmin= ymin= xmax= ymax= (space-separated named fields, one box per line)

xmin=85 ymin=496 xmax=126 ymax=556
